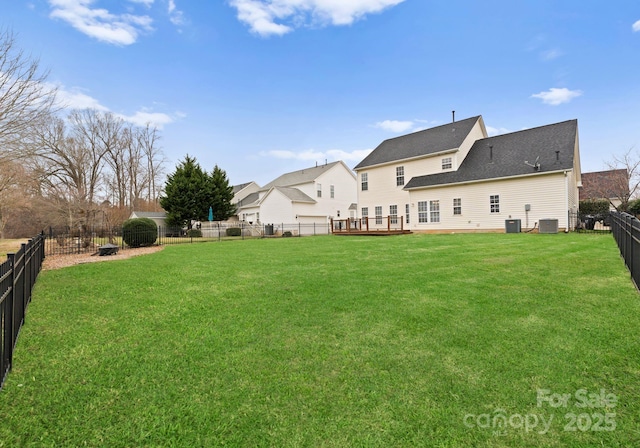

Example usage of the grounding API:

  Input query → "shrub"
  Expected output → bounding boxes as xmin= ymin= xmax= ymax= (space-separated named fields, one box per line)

xmin=187 ymin=229 xmax=202 ymax=238
xmin=122 ymin=218 xmax=158 ymax=248
xmin=628 ymin=198 xmax=640 ymax=216
xmin=226 ymin=227 xmax=242 ymax=237
xmin=579 ymin=199 xmax=610 ymax=218
xmin=282 ymin=231 xmax=293 ymax=237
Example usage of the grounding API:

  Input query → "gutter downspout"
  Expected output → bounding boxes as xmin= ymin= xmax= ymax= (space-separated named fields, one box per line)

xmin=564 ymin=171 xmax=570 ymax=232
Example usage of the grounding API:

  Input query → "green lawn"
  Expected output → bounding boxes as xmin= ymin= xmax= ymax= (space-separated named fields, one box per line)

xmin=1 ymin=233 xmax=639 ymax=447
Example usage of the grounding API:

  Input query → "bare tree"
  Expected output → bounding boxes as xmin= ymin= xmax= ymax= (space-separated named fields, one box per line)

xmin=0 ymin=28 xmax=57 ymax=162
xmin=601 ymin=148 xmax=639 ymax=211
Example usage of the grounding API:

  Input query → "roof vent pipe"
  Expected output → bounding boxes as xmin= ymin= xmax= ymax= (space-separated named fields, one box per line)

xmin=489 ymin=145 xmax=493 ymax=162
xmin=555 ymin=150 xmax=560 ymax=161
xmin=452 ymin=110 xmax=455 ymax=123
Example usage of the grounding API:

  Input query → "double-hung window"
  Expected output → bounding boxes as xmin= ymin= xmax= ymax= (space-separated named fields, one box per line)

xmin=453 ymin=198 xmax=462 ymax=215
xmin=390 ymin=205 xmax=398 ymax=224
xmin=418 ymin=201 xmax=429 ymax=223
xmin=361 ymin=173 xmax=368 ymax=191
xmin=430 ymin=200 xmax=440 ymax=223
xmin=396 ymin=166 xmax=405 ymax=186
xmin=490 ymin=195 xmax=500 ymax=213
xmin=375 ymin=206 xmax=383 ymax=225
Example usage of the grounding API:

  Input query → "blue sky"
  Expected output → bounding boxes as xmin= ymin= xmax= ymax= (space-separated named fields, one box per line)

xmin=4 ymin=1 xmax=640 ymax=186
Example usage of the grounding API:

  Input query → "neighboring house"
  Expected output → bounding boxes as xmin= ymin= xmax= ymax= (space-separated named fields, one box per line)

xmin=354 ymin=116 xmax=581 ymax=232
xmin=128 ymin=211 xmax=167 ymax=228
xmin=579 ymin=169 xmax=629 ymax=210
xmin=228 ymin=181 xmax=261 ymax=222
xmin=237 ymin=161 xmax=358 ymax=227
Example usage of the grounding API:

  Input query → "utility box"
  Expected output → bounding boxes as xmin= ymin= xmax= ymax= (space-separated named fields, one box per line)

xmin=539 ymin=219 xmax=559 ymax=234
xmin=505 ymin=219 xmax=521 ymax=233
xmin=265 ymin=224 xmax=274 ymax=236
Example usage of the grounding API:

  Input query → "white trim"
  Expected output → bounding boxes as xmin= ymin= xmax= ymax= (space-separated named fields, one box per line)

xmin=403 ymin=169 xmax=572 ymax=191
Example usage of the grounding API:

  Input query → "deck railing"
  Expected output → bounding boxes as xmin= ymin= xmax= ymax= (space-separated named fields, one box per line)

xmin=331 ymin=216 xmax=406 ymax=234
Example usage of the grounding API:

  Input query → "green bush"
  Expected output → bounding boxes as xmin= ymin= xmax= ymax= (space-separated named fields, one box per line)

xmin=579 ymin=199 xmax=610 ymax=218
xmin=187 ymin=229 xmax=202 ymax=238
xmin=282 ymin=231 xmax=293 ymax=237
xmin=226 ymin=227 xmax=242 ymax=237
xmin=122 ymin=218 xmax=158 ymax=248
xmin=628 ymin=199 xmax=640 ymax=216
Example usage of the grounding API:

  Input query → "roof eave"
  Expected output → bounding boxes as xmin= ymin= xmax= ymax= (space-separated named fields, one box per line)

xmin=354 ymin=148 xmax=459 ymax=171
xmin=404 ymin=168 xmax=573 ymax=191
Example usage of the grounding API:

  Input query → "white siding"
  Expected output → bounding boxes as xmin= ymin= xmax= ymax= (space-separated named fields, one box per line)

xmin=407 ymin=172 xmax=573 ymax=231
xmin=356 ymin=118 xmax=489 ymax=224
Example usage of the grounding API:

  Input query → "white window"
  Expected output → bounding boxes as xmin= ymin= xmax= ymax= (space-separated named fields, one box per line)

xmin=405 ymin=204 xmax=410 ymax=224
xmin=330 ymin=185 xmax=335 ymax=199
xmin=375 ymin=206 xmax=382 ymax=225
xmin=396 ymin=166 xmax=405 ymax=186
xmin=390 ymin=205 xmax=398 ymax=224
xmin=430 ymin=200 xmax=440 ymax=223
xmin=490 ymin=195 xmax=500 ymax=213
xmin=453 ymin=198 xmax=462 ymax=215
xmin=442 ymin=157 xmax=452 ymax=170
xmin=362 ymin=207 xmax=368 ymax=221
xmin=317 ymin=183 xmax=322 ymax=198
xmin=418 ymin=201 xmax=429 ymax=223
xmin=361 ymin=173 xmax=368 ymax=191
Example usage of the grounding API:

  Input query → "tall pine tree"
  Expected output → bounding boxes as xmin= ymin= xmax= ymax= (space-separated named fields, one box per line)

xmin=160 ymin=155 xmax=209 ymax=228
xmin=207 ymin=165 xmax=235 ymax=221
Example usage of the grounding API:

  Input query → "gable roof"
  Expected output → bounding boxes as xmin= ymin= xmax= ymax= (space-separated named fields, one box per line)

xmin=579 ymin=169 xmax=629 ymax=201
xmin=404 ymin=119 xmax=578 ymax=189
xmin=272 ymin=186 xmax=316 ymax=203
xmin=233 ymin=182 xmax=254 ymax=194
xmin=354 ymin=116 xmax=482 ymax=170
xmin=130 ymin=211 xmax=167 ymax=219
xmin=262 ymin=161 xmax=344 ymax=190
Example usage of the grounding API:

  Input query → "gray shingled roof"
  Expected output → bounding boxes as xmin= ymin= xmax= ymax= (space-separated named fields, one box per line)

xmin=354 ymin=116 xmax=481 ymax=170
xmin=233 ymin=182 xmax=253 ymax=194
xmin=236 ymin=192 xmax=259 ymax=207
xmin=273 ymin=186 xmax=316 ymax=203
xmin=404 ymin=119 xmax=578 ymax=189
xmin=132 ymin=211 xmax=166 ymax=219
xmin=262 ymin=161 xmax=342 ymax=189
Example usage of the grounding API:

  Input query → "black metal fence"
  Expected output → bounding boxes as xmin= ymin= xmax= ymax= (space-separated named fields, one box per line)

xmin=44 ymin=222 xmax=332 ymax=256
xmin=1 ymin=234 xmax=45 ymax=389
xmin=610 ymin=212 xmax=640 ymax=289
xmin=569 ymin=211 xmax=612 ymax=233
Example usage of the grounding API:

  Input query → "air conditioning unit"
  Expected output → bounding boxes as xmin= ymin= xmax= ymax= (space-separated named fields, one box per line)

xmin=505 ymin=219 xmax=521 ymax=233
xmin=539 ymin=219 xmax=558 ymax=234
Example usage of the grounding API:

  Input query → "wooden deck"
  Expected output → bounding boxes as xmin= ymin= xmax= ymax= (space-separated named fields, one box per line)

xmin=330 ymin=217 xmax=412 ymax=236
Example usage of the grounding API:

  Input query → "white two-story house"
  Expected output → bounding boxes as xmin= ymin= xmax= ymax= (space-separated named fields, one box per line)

xmin=354 ymin=116 xmax=581 ymax=232
xmin=237 ymin=161 xmax=357 ymax=233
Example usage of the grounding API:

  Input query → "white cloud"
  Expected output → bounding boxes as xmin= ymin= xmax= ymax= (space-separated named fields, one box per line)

xmin=485 ymin=126 xmax=512 ymax=136
xmin=229 ymin=0 xmax=406 ymax=37
xmin=633 ymin=20 xmax=640 ymax=32
xmin=375 ymin=120 xmax=415 ymax=133
xmin=168 ymin=0 xmax=186 ymax=26
xmin=53 ymin=83 xmax=176 ymax=128
xmin=48 ymin=0 xmax=153 ymax=45
xmin=55 ymin=86 xmax=110 ymax=111
xmin=530 ymin=87 xmax=583 ymax=106
xmin=264 ymin=148 xmax=372 ymax=163
xmin=540 ymin=48 xmax=563 ymax=61
xmin=116 ymin=110 xmax=175 ymax=129
xmin=128 ymin=0 xmax=154 ymax=6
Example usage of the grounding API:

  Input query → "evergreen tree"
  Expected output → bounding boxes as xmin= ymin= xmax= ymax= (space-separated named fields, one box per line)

xmin=160 ymin=155 xmax=209 ymax=228
xmin=207 ymin=164 xmax=236 ymax=221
